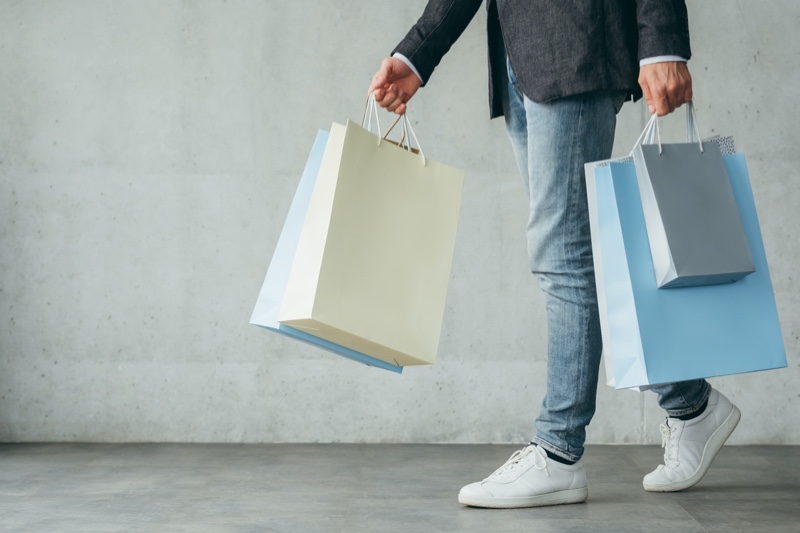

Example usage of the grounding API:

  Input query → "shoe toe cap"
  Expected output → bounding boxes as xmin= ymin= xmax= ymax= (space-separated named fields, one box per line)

xmin=644 ymin=464 xmax=686 ymax=487
xmin=459 ymin=481 xmax=494 ymax=499
xmin=643 ymin=466 xmax=666 ymax=486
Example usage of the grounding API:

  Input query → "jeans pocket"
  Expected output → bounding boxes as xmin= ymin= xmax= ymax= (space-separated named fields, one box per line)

xmin=611 ymin=91 xmax=629 ymax=114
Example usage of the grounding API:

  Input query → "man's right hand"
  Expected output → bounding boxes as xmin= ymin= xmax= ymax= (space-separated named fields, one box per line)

xmin=368 ymin=57 xmax=422 ymax=115
xmin=638 ymin=61 xmax=693 ymax=116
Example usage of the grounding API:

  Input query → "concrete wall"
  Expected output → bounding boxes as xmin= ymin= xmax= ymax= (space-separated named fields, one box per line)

xmin=1 ymin=0 xmax=797 ymax=444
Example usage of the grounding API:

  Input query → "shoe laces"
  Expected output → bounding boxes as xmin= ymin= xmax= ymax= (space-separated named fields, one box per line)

xmin=485 ymin=445 xmax=549 ymax=481
xmin=659 ymin=419 xmax=679 ymax=466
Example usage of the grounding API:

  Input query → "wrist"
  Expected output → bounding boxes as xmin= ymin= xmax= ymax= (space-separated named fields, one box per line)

xmin=392 ymin=53 xmax=423 ymax=83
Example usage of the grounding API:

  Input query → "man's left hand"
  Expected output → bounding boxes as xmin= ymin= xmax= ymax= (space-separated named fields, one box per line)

xmin=638 ymin=62 xmax=693 ymax=116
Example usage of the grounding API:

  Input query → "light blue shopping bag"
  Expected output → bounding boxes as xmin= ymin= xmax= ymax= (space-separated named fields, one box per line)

xmin=250 ymin=130 xmax=402 ymax=373
xmin=589 ymin=154 xmax=785 ymax=389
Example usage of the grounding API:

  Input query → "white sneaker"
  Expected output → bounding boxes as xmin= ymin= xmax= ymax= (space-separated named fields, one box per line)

xmin=643 ymin=389 xmax=741 ymax=492
xmin=458 ymin=444 xmax=588 ymax=508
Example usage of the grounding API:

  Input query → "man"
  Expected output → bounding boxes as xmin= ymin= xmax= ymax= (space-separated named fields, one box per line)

xmin=368 ymin=0 xmax=741 ymax=509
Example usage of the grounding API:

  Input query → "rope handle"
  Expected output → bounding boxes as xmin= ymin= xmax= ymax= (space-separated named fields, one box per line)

xmin=383 ymin=114 xmax=426 ymax=166
xmin=361 ymin=92 xmax=382 ymax=138
xmin=631 ymin=101 xmax=704 ymax=156
xmin=361 ymin=93 xmax=426 ymax=166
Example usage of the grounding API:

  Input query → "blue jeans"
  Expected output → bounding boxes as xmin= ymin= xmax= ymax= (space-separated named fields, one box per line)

xmin=500 ymin=56 xmax=711 ymax=462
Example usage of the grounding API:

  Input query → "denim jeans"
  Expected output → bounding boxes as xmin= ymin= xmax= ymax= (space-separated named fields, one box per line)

xmin=500 ymin=55 xmax=711 ymax=462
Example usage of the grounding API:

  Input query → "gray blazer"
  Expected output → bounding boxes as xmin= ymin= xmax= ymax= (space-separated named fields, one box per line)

xmin=392 ymin=0 xmax=691 ymax=118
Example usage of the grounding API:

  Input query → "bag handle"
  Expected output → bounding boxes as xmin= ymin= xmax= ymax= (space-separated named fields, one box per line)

xmin=686 ymin=101 xmax=702 ymax=144
xmin=632 ymin=101 xmax=704 ymax=155
xmin=362 ymin=93 xmax=426 ymax=166
xmin=361 ymin=93 xmax=382 ymax=139
xmin=382 ymin=113 xmax=427 ymax=166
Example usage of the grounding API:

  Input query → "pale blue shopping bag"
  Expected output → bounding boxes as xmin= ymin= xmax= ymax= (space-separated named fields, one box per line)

xmin=588 ymin=154 xmax=785 ymax=389
xmin=250 ymin=130 xmax=403 ymax=373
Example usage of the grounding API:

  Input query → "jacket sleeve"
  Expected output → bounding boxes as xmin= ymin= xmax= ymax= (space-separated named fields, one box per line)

xmin=635 ymin=0 xmax=692 ymax=60
xmin=391 ymin=0 xmax=484 ymax=86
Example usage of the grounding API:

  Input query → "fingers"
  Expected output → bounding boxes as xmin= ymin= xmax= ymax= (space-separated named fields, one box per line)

xmin=640 ymin=77 xmax=655 ymax=115
xmin=368 ymin=58 xmax=393 ymax=94
xmin=374 ymin=83 xmax=407 ymax=115
xmin=639 ymin=74 xmax=676 ymax=116
xmin=638 ymin=62 xmax=693 ymax=116
xmin=657 ymin=89 xmax=674 ymax=116
xmin=368 ymin=57 xmax=419 ymax=115
xmin=681 ymin=71 xmax=693 ymax=106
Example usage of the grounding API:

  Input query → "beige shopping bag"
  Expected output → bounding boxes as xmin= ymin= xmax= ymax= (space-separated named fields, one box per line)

xmin=278 ymin=110 xmax=464 ymax=366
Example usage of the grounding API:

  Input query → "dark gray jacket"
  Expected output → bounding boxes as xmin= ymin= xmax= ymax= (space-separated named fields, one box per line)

xmin=392 ymin=0 xmax=691 ymax=118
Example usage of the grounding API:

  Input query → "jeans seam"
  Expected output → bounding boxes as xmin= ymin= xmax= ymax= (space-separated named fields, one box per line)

xmin=566 ymin=95 xmax=587 ymax=455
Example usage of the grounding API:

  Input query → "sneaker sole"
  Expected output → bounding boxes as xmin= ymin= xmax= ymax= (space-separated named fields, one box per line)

xmin=458 ymin=487 xmax=588 ymax=509
xmin=643 ymin=404 xmax=741 ymax=493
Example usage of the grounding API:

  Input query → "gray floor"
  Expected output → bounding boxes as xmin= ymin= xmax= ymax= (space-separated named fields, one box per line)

xmin=1 ymin=444 xmax=798 ymax=533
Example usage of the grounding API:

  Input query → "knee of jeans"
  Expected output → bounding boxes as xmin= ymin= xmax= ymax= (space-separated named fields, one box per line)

xmin=532 ymin=265 xmax=597 ymax=305
xmin=529 ymin=240 xmax=595 ymax=281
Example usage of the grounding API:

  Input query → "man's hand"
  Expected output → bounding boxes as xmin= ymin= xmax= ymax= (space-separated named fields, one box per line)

xmin=368 ymin=57 xmax=422 ymax=115
xmin=638 ymin=62 xmax=693 ymax=116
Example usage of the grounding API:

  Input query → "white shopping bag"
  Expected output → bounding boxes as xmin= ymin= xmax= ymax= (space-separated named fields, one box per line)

xmin=279 ymin=104 xmax=465 ymax=366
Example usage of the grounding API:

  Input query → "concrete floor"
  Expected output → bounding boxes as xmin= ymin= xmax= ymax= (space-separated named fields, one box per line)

xmin=0 ymin=443 xmax=798 ymax=532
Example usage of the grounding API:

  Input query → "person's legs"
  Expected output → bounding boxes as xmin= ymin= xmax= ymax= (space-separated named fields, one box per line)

xmin=503 ymin=56 xmax=617 ymax=463
xmin=460 ymin=53 xmax=739 ymax=508
xmin=504 ymin=53 xmax=717 ymax=459
xmin=458 ymin=55 xmax=614 ymax=509
xmin=504 ymin=73 xmax=739 ymax=495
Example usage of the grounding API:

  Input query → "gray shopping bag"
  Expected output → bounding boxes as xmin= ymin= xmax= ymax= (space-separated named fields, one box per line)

xmin=633 ymin=105 xmax=755 ymax=288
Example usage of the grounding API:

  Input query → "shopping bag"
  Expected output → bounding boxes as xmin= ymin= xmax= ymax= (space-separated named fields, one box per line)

xmin=632 ymin=105 xmax=755 ymax=288
xmin=589 ymin=158 xmax=651 ymax=392
xmin=250 ymin=129 xmax=403 ymax=373
xmin=586 ymin=153 xmax=786 ymax=390
xmin=278 ymin=107 xmax=465 ymax=367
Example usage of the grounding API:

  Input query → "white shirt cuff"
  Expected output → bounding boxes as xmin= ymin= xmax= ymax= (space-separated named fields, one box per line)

xmin=392 ymin=53 xmax=423 ymax=82
xmin=640 ymin=55 xmax=687 ymax=66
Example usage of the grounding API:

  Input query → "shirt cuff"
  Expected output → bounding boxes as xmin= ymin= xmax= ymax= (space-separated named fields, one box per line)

xmin=640 ymin=55 xmax=687 ymax=66
xmin=392 ymin=53 xmax=423 ymax=83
